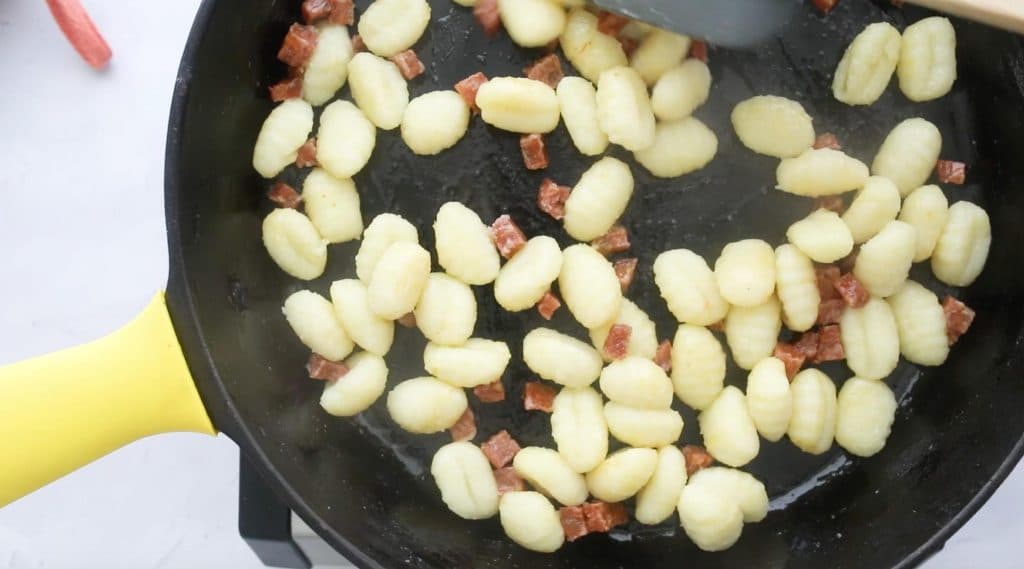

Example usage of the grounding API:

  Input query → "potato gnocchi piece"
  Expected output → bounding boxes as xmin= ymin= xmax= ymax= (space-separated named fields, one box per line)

xmin=745 ymin=357 xmax=792 ymax=442
xmin=699 ymin=386 xmax=760 ymax=467
xmin=434 ymin=202 xmax=501 ymax=285
xmin=558 ymin=244 xmax=623 ymax=329
xmin=725 ymin=296 xmax=783 ymax=370
xmin=776 ymin=148 xmax=869 ymax=197
xmin=654 ymin=249 xmax=729 ymax=326
xmin=841 ymin=297 xmax=900 ymax=380
xmin=387 ymin=376 xmax=468 ymax=433
xmin=424 ymin=339 xmax=512 ymax=388
xmin=604 ymin=402 xmax=684 ymax=448
xmin=356 ymin=213 xmax=418 ymax=283
xmin=872 ymin=118 xmax=942 ymax=196
xmin=586 ymin=448 xmax=658 ymax=502
xmin=898 ymin=17 xmax=957 ymax=102
xmin=551 ymin=386 xmax=609 ymax=473
xmin=401 ymin=91 xmax=471 ymax=155
xmin=499 ymin=492 xmax=564 ymax=553
xmin=302 ymin=168 xmax=363 ymax=244
xmin=498 ymin=0 xmax=567 ymax=48
xmin=283 ymin=290 xmax=354 ymax=362
xmin=431 ymin=441 xmax=500 ymax=519
xmin=414 ymin=273 xmax=477 ymax=346
xmin=853 ymin=220 xmax=917 ymax=297
xmin=899 ymin=185 xmax=949 ymax=262
xmin=671 ymin=324 xmax=727 ymax=410
xmin=634 ymin=117 xmax=718 ymax=178
xmin=842 ymin=176 xmax=902 ymax=244
xmin=367 ymin=241 xmax=432 ymax=320
xmin=775 ymin=244 xmax=820 ymax=332
xmin=357 ymin=0 xmax=431 ymax=57
xmin=556 ymin=77 xmax=609 ymax=156
xmin=262 ymin=208 xmax=328 ymax=280
xmin=563 ymin=157 xmax=634 ymax=242
xmin=677 ymin=482 xmax=744 ymax=552
xmin=931 ymin=201 xmax=991 ymax=287
xmin=316 ymin=100 xmax=377 ymax=179
xmin=302 ymin=25 xmax=354 ymax=106
xmin=629 ymin=29 xmax=691 ymax=85
xmin=596 ymin=66 xmax=657 ymax=151
xmin=731 ymin=96 xmax=815 ymax=159
xmin=348 ymin=52 xmax=409 ymax=130
xmin=329 ymin=279 xmax=395 ymax=356
xmin=524 ymin=328 xmax=603 ymax=388
xmin=787 ymin=209 xmax=854 ymax=264
xmin=253 ymin=99 xmax=315 ymax=178
xmin=635 ymin=446 xmax=687 ymax=525
xmin=687 ymin=467 xmax=768 ymax=523
xmin=651 ymin=59 xmax=712 ymax=121
xmin=715 ymin=239 xmax=776 ymax=307
xmin=589 ymin=299 xmax=658 ymax=362
xmin=494 ymin=236 xmax=563 ymax=311
xmin=835 ymin=377 xmax=898 ymax=457
xmin=476 ymin=77 xmax=561 ymax=134
xmin=512 ymin=447 xmax=588 ymax=506
xmin=599 ymin=356 xmax=674 ymax=409
xmin=832 ymin=22 xmax=901 ymax=106
xmin=560 ymin=9 xmax=628 ymax=83
xmin=320 ymin=352 xmax=389 ymax=416
xmin=787 ymin=369 xmax=837 ymax=455
xmin=887 ymin=281 xmax=949 ymax=366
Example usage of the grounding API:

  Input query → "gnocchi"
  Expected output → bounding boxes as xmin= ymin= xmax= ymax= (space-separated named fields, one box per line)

xmin=493 ymin=236 xmax=563 ymax=311
xmin=633 ymin=117 xmax=719 ymax=178
xmin=560 ymin=9 xmax=628 ymax=83
xmin=431 ymin=442 xmax=500 ymax=519
xmin=329 ymin=279 xmax=395 ymax=356
xmin=629 ymin=29 xmax=691 ymax=85
xmin=302 ymin=25 xmax=354 ymax=106
xmin=853 ymin=220 xmax=917 ymax=297
xmin=433 ymin=202 xmax=501 ymax=285
xmin=898 ymin=17 xmax=957 ymax=102
xmin=475 ymin=77 xmax=561 ymax=134
xmin=871 ymin=118 xmax=942 ymax=196
xmin=356 ymin=213 xmax=419 ymax=283
xmin=348 ymin=52 xmax=410 ymax=130
xmin=698 ymin=386 xmax=760 ymax=467
xmin=386 ymin=376 xmax=468 ymax=433
xmin=556 ymin=77 xmax=609 ymax=156
xmin=551 ymin=386 xmax=609 ymax=473
xmin=424 ymin=338 xmax=512 ymax=388
xmin=367 ymin=241 xmax=432 ymax=320
xmin=589 ymin=299 xmax=658 ymax=362
xmin=931 ymin=201 xmax=991 ymax=287
xmin=677 ymin=482 xmax=744 ymax=552
xmin=262 ymin=208 xmax=328 ymax=280
xmin=401 ymin=91 xmax=471 ymax=155
xmin=523 ymin=328 xmax=604 ymax=388
xmin=316 ymin=100 xmax=377 ymax=179
xmin=776 ymin=148 xmax=869 ymax=197
xmin=651 ymin=59 xmax=712 ymax=121
xmin=787 ymin=369 xmax=838 ymax=455
xmin=604 ymin=402 xmax=684 ymax=448
xmin=558 ymin=244 xmax=623 ymax=329
xmin=654 ymin=249 xmax=729 ymax=326
xmin=714 ymin=239 xmax=776 ymax=307
xmin=731 ymin=96 xmax=815 ymax=159
xmin=585 ymin=448 xmax=659 ymax=502
xmin=786 ymin=209 xmax=854 ymax=264
xmin=671 ymin=324 xmax=727 ymax=410
xmin=512 ymin=447 xmax=588 ymax=506
xmin=887 ymin=280 xmax=949 ymax=366
xmin=252 ymin=99 xmax=315 ymax=178
xmin=745 ymin=357 xmax=792 ymax=442
xmin=599 ymin=356 xmax=674 ymax=409
xmin=414 ymin=273 xmax=477 ymax=346
xmin=634 ymin=445 xmax=687 ymax=525
xmin=302 ymin=168 xmax=363 ymax=244
xmin=832 ymin=22 xmax=902 ymax=106
xmin=725 ymin=296 xmax=782 ymax=371
xmin=497 ymin=0 xmax=567 ymax=48
xmin=774 ymin=244 xmax=820 ymax=332
xmin=283 ymin=290 xmax=354 ymax=362
xmin=841 ymin=176 xmax=902 ymax=244
xmin=898 ymin=184 xmax=949 ymax=262
xmin=835 ymin=377 xmax=897 ymax=457
xmin=563 ymin=157 xmax=634 ymax=242
xmin=840 ymin=297 xmax=900 ymax=381
xmin=596 ymin=66 xmax=657 ymax=151
xmin=687 ymin=467 xmax=769 ymax=523
xmin=320 ymin=352 xmax=389 ymax=417
xmin=499 ymin=492 xmax=564 ymax=553
xmin=357 ymin=0 xmax=431 ymax=57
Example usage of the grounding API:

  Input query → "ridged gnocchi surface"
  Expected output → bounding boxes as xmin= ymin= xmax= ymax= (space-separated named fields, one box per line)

xmin=835 ymin=377 xmax=897 ymax=457
xmin=775 ymin=244 xmax=820 ymax=332
xmin=401 ymin=91 xmax=471 ymax=155
xmin=887 ymin=280 xmax=950 ymax=366
xmin=599 ymin=356 xmax=674 ymax=409
xmin=671 ymin=324 xmax=727 ymax=410
xmin=357 ymin=0 xmax=431 ymax=57
xmin=841 ymin=297 xmax=900 ymax=380
xmin=563 ymin=157 xmax=634 ymax=241
xmin=654 ymin=249 xmax=729 ymax=326
xmin=431 ymin=442 xmax=500 ymax=519
xmin=348 ymin=52 xmax=409 ymax=130
xmin=424 ymin=338 xmax=511 ymax=388
xmin=589 ymin=299 xmax=658 ymax=362
xmin=253 ymin=99 xmax=315 ymax=179
xmin=725 ymin=296 xmax=783 ymax=370
xmin=512 ymin=447 xmax=588 ymax=506
xmin=872 ymin=118 xmax=942 ymax=196
xmin=898 ymin=184 xmax=949 ymax=262
xmin=745 ymin=357 xmax=792 ymax=442
xmin=931 ymin=201 xmax=991 ymax=287
xmin=651 ymin=59 xmax=712 ymax=121
xmin=558 ymin=244 xmax=623 ymax=329
xmin=499 ymin=492 xmax=564 ymax=553
xmin=699 ymin=386 xmax=760 ymax=467
xmin=787 ymin=369 xmax=838 ymax=455
xmin=842 ymin=176 xmax=902 ymax=244
xmin=367 ymin=241 xmax=432 ymax=320
xmin=731 ymin=96 xmax=815 ymax=158
xmin=677 ymin=483 xmax=744 ymax=552
xmin=635 ymin=445 xmax=687 ymax=525
xmin=494 ymin=236 xmax=563 ymax=311
xmin=476 ymin=77 xmax=561 ymax=134
xmin=433 ymin=202 xmax=501 ymax=285
xmin=262 ymin=208 xmax=328 ymax=280
xmin=898 ymin=17 xmax=957 ymax=102
xmin=302 ymin=25 xmax=354 ymax=106
xmin=633 ymin=117 xmax=718 ymax=178
xmin=776 ymin=148 xmax=869 ymax=197
xmin=629 ymin=29 xmax=691 ymax=86
xmin=329 ymin=279 xmax=395 ymax=356
xmin=498 ymin=0 xmax=567 ymax=48
xmin=832 ymin=22 xmax=901 ymax=106
xmin=560 ymin=9 xmax=627 ymax=83
xmin=302 ymin=168 xmax=363 ymax=244
xmin=787 ymin=208 xmax=854 ymax=264
xmin=586 ymin=448 xmax=658 ymax=502
xmin=316 ymin=100 xmax=377 ymax=179
xmin=523 ymin=328 xmax=603 ymax=388
xmin=714 ymin=239 xmax=776 ymax=307
xmin=283 ymin=290 xmax=354 ymax=362
xmin=596 ymin=66 xmax=657 ymax=151
xmin=853 ymin=220 xmax=917 ymax=297
xmin=320 ymin=352 xmax=389 ymax=417
xmin=414 ymin=273 xmax=477 ymax=346
xmin=557 ymin=77 xmax=609 ymax=156
xmin=604 ymin=402 xmax=684 ymax=448
xmin=688 ymin=467 xmax=769 ymax=523
xmin=551 ymin=386 xmax=609 ymax=473
xmin=387 ymin=376 xmax=468 ymax=433
xmin=356 ymin=213 xmax=418 ymax=283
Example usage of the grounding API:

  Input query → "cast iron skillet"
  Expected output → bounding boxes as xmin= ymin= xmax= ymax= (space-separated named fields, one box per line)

xmin=166 ymin=0 xmax=1024 ymax=567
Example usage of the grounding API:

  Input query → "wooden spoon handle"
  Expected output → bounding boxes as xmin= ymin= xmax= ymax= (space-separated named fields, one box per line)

xmin=908 ymin=0 xmax=1024 ymax=34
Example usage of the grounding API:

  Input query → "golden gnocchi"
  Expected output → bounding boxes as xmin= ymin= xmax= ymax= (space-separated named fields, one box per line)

xmin=835 ymin=377 xmax=897 ymax=457
xmin=731 ymin=95 xmax=815 ymax=159
xmin=871 ymin=118 xmax=942 ymax=196
xmin=386 ymin=376 xmax=467 ymax=433
xmin=671 ymin=324 xmax=727 ymax=410
xmin=776 ymin=148 xmax=869 ymax=197
xmin=629 ymin=29 xmax=691 ymax=86
xmin=677 ymin=482 xmax=744 ymax=552
xmin=329 ymin=279 xmax=395 ymax=356
xmin=714 ymin=239 xmax=776 ymax=307
xmin=853 ymin=220 xmax=917 ymax=297
xmin=596 ymin=66 xmax=657 ymax=151
xmin=774 ymin=244 xmax=820 ymax=332
xmin=687 ymin=467 xmax=769 ymax=523
xmin=356 ymin=213 xmax=419 ymax=283
xmin=635 ymin=445 xmax=687 ymax=525
xmin=320 ymin=352 xmax=389 ymax=417
xmin=551 ymin=386 xmax=609 ymax=473
xmin=348 ymin=52 xmax=409 ymax=130
xmin=599 ymin=356 xmax=674 ymax=409
xmin=654 ymin=249 xmax=729 ymax=326
xmin=475 ymin=77 xmax=561 ymax=134
xmin=316 ymin=100 xmax=377 ymax=179
xmin=253 ymin=99 xmax=315 ymax=178
xmin=898 ymin=17 xmax=957 ymax=102
xmin=560 ymin=9 xmax=628 ymax=83
xmin=745 ymin=357 xmax=792 ymax=442
xmin=512 ymin=447 xmax=588 ymax=506
xmin=283 ymin=290 xmax=354 ymax=362
xmin=725 ymin=296 xmax=782 ymax=371
xmin=433 ymin=202 xmax=501 ymax=286
xmin=887 ymin=280 xmax=949 ymax=366
xmin=699 ymin=386 xmax=760 ymax=467
xmin=651 ymin=59 xmax=712 ymax=121
xmin=832 ymin=22 xmax=901 ymax=106
xmin=357 ymin=0 xmax=431 ymax=57
xmin=786 ymin=208 xmax=854 ymax=264
xmin=302 ymin=25 xmax=354 ymax=106
xmin=497 ymin=0 xmax=567 ymax=48
xmin=367 ymin=241 xmax=432 ymax=320
xmin=494 ymin=236 xmax=563 ymax=311
xmin=840 ymin=297 xmax=900 ymax=381
xmin=499 ymin=492 xmax=564 ymax=553
xmin=556 ymin=77 xmax=609 ymax=156
xmin=604 ymin=402 xmax=684 ymax=449
xmin=302 ymin=168 xmax=363 ymax=244
xmin=585 ymin=447 xmax=658 ymax=502
xmin=401 ymin=91 xmax=471 ymax=155
xmin=842 ymin=176 xmax=902 ymax=244
xmin=787 ymin=369 xmax=837 ymax=455
xmin=589 ymin=299 xmax=658 ymax=362
xmin=558 ymin=244 xmax=623 ymax=329
xmin=424 ymin=338 xmax=512 ymax=388
xmin=931 ymin=201 xmax=991 ymax=287
xmin=563 ymin=157 xmax=634 ymax=241
xmin=523 ymin=328 xmax=604 ymax=388
xmin=633 ymin=117 xmax=719 ymax=178
xmin=262 ymin=208 xmax=328 ymax=280
xmin=431 ymin=441 xmax=500 ymax=519
xmin=898 ymin=184 xmax=950 ymax=262
xmin=414 ymin=273 xmax=477 ymax=346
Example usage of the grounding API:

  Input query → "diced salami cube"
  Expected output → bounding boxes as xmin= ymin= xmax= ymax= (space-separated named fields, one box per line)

xmin=397 ymin=312 xmax=417 ymax=328
xmin=813 ymin=132 xmax=842 ymax=150
xmin=559 ymin=506 xmax=590 ymax=542
xmin=328 ymin=0 xmax=355 ymax=25
xmin=494 ymin=466 xmax=526 ymax=495
xmin=520 ymin=134 xmax=550 ymax=170
xmin=481 ymin=430 xmax=521 ymax=468
xmin=613 ymin=258 xmax=638 ymax=294
xmin=268 ymin=182 xmax=303 ymax=209
xmin=269 ymin=76 xmax=304 ymax=102
xmin=301 ymin=0 xmax=333 ymax=23
xmin=794 ymin=331 xmax=820 ymax=361
xmin=449 ymin=408 xmax=477 ymax=442
xmin=816 ymin=265 xmax=842 ymax=300
xmin=537 ymin=291 xmax=562 ymax=321
xmin=936 ymin=160 xmax=967 ymax=185
xmin=773 ymin=343 xmax=805 ymax=380
xmin=473 ymin=0 xmax=502 ymax=37
xmin=583 ymin=501 xmax=629 ymax=533
xmin=523 ymin=381 xmax=557 ymax=413
xmin=491 ymin=215 xmax=528 ymax=259
xmin=817 ymin=299 xmax=846 ymax=326
xmin=525 ymin=54 xmax=564 ymax=88
xmin=295 ymin=138 xmax=318 ymax=168
xmin=834 ymin=273 xmax=869 ymax=308
xmin=603 ymin=324 xmax=631 ymax=360
xmin=306 ymin=353 xmax=349 ymax=381
xmin=619 ymin=36 xmax=639 ymax=58
xmin=812 ymin=0 xmax=839 ymax=14
xmin=813 ymin=325 xmax=845 ymax=362
xmin=278 ymin=24 xmax=319 ymax=68
xmin=654 ymin=340 xmax=672 ymax=373
xmin=689 ymin=40 xmax=708 ymax=63
xmin=591 ymin=225 xmax=631 ymax=256
xmin=455 ymin=72 xmax=489 ymax=112
xmin=537 ymin=178 xmax=571 ymax=220
xmin=682 ymin=444 xmax=714 ymax=475
xmin=943 ymin=296 xmax=976 ymax=345
xmin=596 ymin=12 xmax=630 ymax=36
xmin=474 ymin=380 xmax=506 ymax=403
xmin=390 ymin=50 xmax=425 ymax=80
xmin=816 ymin=195 xmax=846 ymax=214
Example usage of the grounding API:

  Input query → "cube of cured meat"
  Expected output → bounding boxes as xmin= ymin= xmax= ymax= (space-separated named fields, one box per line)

xmin=537 ymin=178 xmax=571 ymax=220
xmin=813 ymin=132 xmax=842 ymax=150
xmin=520 ymin=134 xmax=550 ymax=170
xmin=936 ymin=160 xmax=967 ymax=185
xmin=390 ymin=50 xmax=425 ymax=80
xmin=613 ymin=258 xmax=638 ymax=293
xmin=301 ymin=0 xmax=333 ymax=23
xmin=591 ymin=226 xmax=631 ymax=256
xmin=523 ymin=381 xmax=557 ymax=412
xmin=654 ymin=340 xmax=672 ymax=373
xmin=295 ymin=138 xmax=318 ymax=167
xmin=473 ymin=380 xmax=506 ymax=403
xmin=603 ymin=324 xmax=631 ymax=360
xmin=689 ymin=40 xmax=708 ymax=63
xmin=813 ymin=0 xmax=839 ymax=14
xmin=491 ymin=215 xmax=527 ymax=259
xmin=306 ymin=353 xmax=349 ymax=380
xmin=455 ymin=72 xmax=488 ymax=111
xmin=525 ymin=54 xmax=564 ymax=88
xmin=449 ymin=408 xmax=477 ymax=442
xmin=681 ymin=444 xmax=713 ymax=475
xmin=794 ymin=331 xmax=820 ymax=361
xmin=481 ymin=430 xmax=521 ymax=468
xmin=943 ymin=296 xmax=976 ymax=345
xmin=817 ymin=299 xmax=846 ymax=326
xmin=267 ymin=182 xmax=303 ymax=209
xmin=582 ymin=501 xmax=629 ymax=532
xmin=536 ymin=291 xmax=562 ymax=321
xmin=473 ymin=0 xmax=501 ymax=37
xmin=772 ymin=343 xmax=805 ymax=380
xmin=834 ymin=273 xmax=869 ymax=308
xmin=327 ymin=0 xmax=355 ymax=25
xmin=596 ymin=12 xmax=630 ymax=36
xmin=278 ymin=24 xmax=319 ymax=68
xmin=559 ymin=506 xmax=589 ymax=542
xmin=269 ymin=76 xmax=304 ymax=102
xmin=494 ymin=467 xmax=526 ymax=495
xmin=816 ymin=265 xmax=842 ymax=300
xmin=813 ymin=325 xmax=845 ymax=363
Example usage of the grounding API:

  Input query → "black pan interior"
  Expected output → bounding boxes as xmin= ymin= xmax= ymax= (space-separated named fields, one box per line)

xmin=165 ymin=1 xmax=1024 ymax=567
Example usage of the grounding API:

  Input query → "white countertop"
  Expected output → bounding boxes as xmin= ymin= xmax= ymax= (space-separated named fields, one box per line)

xmin=0 ymin=1 xmax=1021 ymax=567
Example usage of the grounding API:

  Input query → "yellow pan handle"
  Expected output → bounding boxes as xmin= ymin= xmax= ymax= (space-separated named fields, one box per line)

xmin=0 ymin=292 xmax=216 ymax=507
